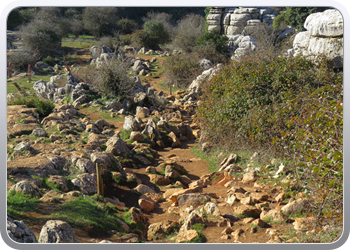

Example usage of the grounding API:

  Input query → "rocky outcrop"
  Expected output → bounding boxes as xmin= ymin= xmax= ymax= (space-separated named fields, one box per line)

xmin=289 ymin=9 xmax=343 ymax=68
xmin=207 ymin=7 xmax=278 ymax=34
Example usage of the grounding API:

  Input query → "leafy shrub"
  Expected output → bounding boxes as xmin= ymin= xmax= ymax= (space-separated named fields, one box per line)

xmin=142 ymin=11 xmax=174 ymax=38
xmin=141 ymin=20 xmax=170 ymax=49
xmin=197 ymin=51 xmax=343 ymax=241
xmin=7 ymin=95 xmax=55 ymax=118
xmin=162 ymin=52 xmax=202 ymax=89
xmin=89 ymin=60 xmax=134 ymax=100
xmin=42 ymin=56 xmax=57 ymax=66
xmin=196 ymin=29 xmax=228 ymax=54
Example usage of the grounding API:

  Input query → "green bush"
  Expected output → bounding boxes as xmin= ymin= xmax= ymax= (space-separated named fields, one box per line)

xmin=197 ymin=52 xmax=343 ymax=241
xmin=42 ymin=56 xmax=57 ymax=66
xmin=196 ymin=29 xmax=228 ymax=54
xmin=7 ymin=95 xmax=55 ymax=118
xmin=142 ymin=20 xmax=170 ymax=50
xmin=273 ymin=7 xmax=329 ymax=31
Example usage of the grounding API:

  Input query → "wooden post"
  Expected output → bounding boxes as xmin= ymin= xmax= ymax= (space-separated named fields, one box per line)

xmin=170 ymin=84 xmax=172 ymax=95
xmin=77 ymin=57 xmax=84 ymax=66
xmin=8 ymin=62 xmax=12 ymax=78
xmin=28 ymin=64 xmax=32 ymax=82
xmin=96 ymin=163 xmax=104 ymax=197
xmin=64 ymin=63 xmax=71 ymax=72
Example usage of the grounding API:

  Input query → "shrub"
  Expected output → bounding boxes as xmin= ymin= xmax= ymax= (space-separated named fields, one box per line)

xmin=197 ymin=51 xmax=343 ymax=242
xmin=162 ymin=52 xmax=202 ymax=89
xmin=172 ymin=14 xmax=206 ymax=53
xmin=89 ymin=60 xmax=134 ymax=100
xmin=42 ymin=56 xmax=57 ymax=66
xmin=273 ymin=7 xmax=329 ymax=31
xmin=142 ymin=11 xmax=174 ymax=38
xmin=117 ymin=18 xmax=139 ymax=34
xmin=196 ymin=30 xmax=228 ymax=54
xmin=142 ymin=20 xmax=170 ymax=49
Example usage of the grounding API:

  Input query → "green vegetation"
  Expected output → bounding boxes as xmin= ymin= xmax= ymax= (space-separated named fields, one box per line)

xmin=197 ymin=51 xmax=343 ymax=241
xmin=197 ymin=30 xmax=229 ymax=54
xmin=51 ymin=195 xmax=126 ymax=235
xmin=273 ymin=7 xmax=328 ymax=31
xmin=7 ymin=95 xmax=55 ymax=118
xmin=7 ymin=192 xmax=42 ymax=219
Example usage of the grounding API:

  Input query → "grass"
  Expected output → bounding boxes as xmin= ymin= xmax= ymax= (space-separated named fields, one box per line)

xmin=158 ymin=80 xmax=183 ymax=93
xmin=187 ymin=223 xmax=206 ymax=243
xmin=7 ymin=73 xmax=53 ymax=95
xmin=191 ymin=145 xmax=228 ymax=173
xmin=51 ymin=195 xmax=126 ymax=235
xmin=61 ymin=37 xmax=98 ymax=49
xmin=7 ymin=192 xmax=42 ymax=219
xmin=79 ymin=106 xmax=124 ymax=122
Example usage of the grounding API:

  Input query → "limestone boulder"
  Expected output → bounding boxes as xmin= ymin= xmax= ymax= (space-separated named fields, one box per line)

xmin=38 ymin=220 xmax=79 ymax=243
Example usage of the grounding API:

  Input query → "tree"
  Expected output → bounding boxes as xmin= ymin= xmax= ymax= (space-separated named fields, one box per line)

xmin=83 ymin=7 xmax=119 ymax=37
xmin=173 ymin=14 xmax=205 ymax=53
xmin=142 ymin=20 xmax=170 ymax=49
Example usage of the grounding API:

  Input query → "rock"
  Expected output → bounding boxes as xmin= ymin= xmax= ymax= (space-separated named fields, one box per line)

xmin=147 ymin=220 xmax=178 ymax=241
xmin=136 ymin=106 xmax=150 ymax=117
xmin=281 ymin=198 xmax=310 ymax=214
xmin=290 ymin=9 xmax=343 ymax=68
xmin=234 ymin=205 xmax=261 ymax=218
xmin=133 ymin=154 xmax=152 ymax=165
xmin=204 ymin=202 xmax=221 ymax=216
xmin=134 ymin=184 xmax=156 ymax=194
xmin=47 ymin=175 xmax=68 ymax=191
xmin=140 ymin=193 xmax=162 ymax=203
xmin=9 ymin=180 xmax=40 ymax=197
xmin=123 ymin=116 xmax=142 ymax=131
xmin=249 ymin=192 xmax=269 ymax=203
xmin=76 ymin=158 xmax=96 ymax=174
xmin=148 ymin=174 xmax=170 ymax=186
xmin=175 ymin=229 xmax=199 ymax=243
xmin=168 ymin=186 xmax=203 ymax=205
xmin=138 ymin=198 xmax=155 ymax=211
xmin=168 ymin=132 xmax=181 ymax=148
xmin=104 ymin=197 xmax=126 ymax=210
xmin=7 ymin=216 xmax=38 ymax=243
xmin=260 ymin=209 xmax=289 ymax=222
xmin=106 ymin=100 xmax=122 ymax=111
xmin=38 ymin=220 xmax=79 ymax=243
xmin=71 ymin=173 xmax=97 ymax=194
xmin=130 ymin=131 xmax=144 ymax=142
xmin=95 ymin=119 xmax=110 ymax=131
xmin=188 ymin=178 xmax=211 ymax=189
xmin=242 ymin=170 xmax=258 ymax=183
xmin=14 ymin=141 xmax=31 ymax=151
xmin=106 ymin=134 xmax=131 ymax=156
xmin=240 ymin=197 xmax=253 ymax=205
xmin=91 ymin=152 xmax=120 ymax=171
xmin=32 ymin=128 xmax=47 ymax=137
xmin=164 ymin=165 xmax=180 ymax=178
xmin=304 ymin=9 xmax=343 ymax=37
